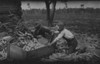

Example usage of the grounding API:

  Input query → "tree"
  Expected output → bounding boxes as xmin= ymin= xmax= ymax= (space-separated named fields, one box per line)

xmin=45 ymin=0 xmax=57 ymax=26
xmin=81 ymin=4 xmax=84 ymax=8
xmin=45 ymin=1 xmax=51 ymax=26
xmin=80 ymin=4 xmax=85 ymax=13
xmin=27 ymin=3 xmax=31 ymax=10
xmin=50 ymin=1 xmax=57 ymax=26
xmin=64 ymin=2 xmax=68 ymax=9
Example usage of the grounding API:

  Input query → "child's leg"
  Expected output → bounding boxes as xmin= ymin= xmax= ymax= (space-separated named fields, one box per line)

xmin=67 ymin=38 xmax=78 ymax=54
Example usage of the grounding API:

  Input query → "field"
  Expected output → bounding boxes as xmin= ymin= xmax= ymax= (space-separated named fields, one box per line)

xmin=22 ymin=8 xmax=100 ymax=34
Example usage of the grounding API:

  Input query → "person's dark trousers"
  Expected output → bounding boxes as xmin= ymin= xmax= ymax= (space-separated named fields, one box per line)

xmin=65 ymin=37 xmax=78 ymax=54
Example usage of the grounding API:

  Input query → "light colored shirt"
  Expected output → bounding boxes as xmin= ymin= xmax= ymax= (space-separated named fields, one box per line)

xmin=52 ymin=28 xmax=74 ymax=43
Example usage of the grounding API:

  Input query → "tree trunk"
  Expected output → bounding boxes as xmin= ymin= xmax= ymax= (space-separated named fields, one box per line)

xmin=45 ymin=1 xmax=51 ymax=26
xmin=50 ymin=1 xmax=57 ymax=26
xmin=45 ymin=1 xmax=57 ymax=26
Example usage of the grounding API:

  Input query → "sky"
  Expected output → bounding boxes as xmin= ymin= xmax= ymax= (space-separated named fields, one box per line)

xmin=21 ymin=1 xmax=100 ymax=10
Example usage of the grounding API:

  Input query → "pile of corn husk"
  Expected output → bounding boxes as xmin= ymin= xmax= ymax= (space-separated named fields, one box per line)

xmin=0 ymin=31 xmax=46 ymax=60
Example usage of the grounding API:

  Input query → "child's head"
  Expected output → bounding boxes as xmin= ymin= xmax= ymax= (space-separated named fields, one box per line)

xmin=57 ymin=22 xmax=65 ymax=31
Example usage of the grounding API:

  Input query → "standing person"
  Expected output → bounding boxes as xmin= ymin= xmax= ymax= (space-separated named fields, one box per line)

xmin=50 ymin=22 xmax=78 ymax=54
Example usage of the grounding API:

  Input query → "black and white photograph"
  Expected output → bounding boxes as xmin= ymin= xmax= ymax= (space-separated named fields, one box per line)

xmin=0 ymin=0 xmax=100 ymax=64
